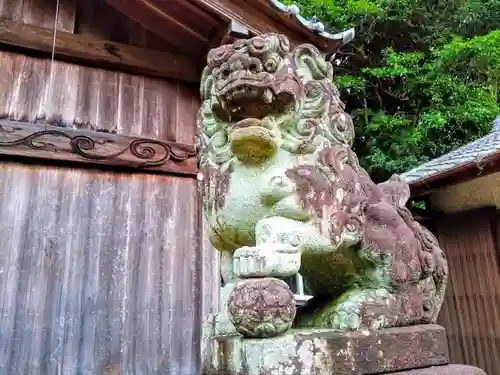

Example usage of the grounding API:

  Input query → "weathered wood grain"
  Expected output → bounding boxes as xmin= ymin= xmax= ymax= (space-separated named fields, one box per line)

xmin=105 ymin=0 xmax=220 ymax=57
xmin=436 ymin=209 xmax=500 ymax=375
xmin=0 ymin=164 xmax=201 ymax=375
xmin=0 ymin=17 xmax=200 ymax=82
xmin=0 ymin=120 xmax=197 ymax=176
xmin=187 ymin=0 xmax=323 ymax=48
xmin=0 ymin=1 xmax=211 ymax=374
xmin=0 ymin=50 xmax=200 ymax=142
xmin=20 ymin=0 xmax=76 ymax=32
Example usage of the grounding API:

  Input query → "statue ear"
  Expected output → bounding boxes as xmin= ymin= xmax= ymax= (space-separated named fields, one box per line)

xmin=293 ymin=43 xmax=333 ymax=81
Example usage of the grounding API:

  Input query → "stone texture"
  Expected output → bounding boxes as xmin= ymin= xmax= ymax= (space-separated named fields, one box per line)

xmin=201 ymin=325 xmax=449 ymax=375
xmin=391 ymin=365 xmax=487 ymax=375
xmin=227 ymin=278 xmax=296 ymax=338
xmin=197 ymin=32 xmax=449 ymax=336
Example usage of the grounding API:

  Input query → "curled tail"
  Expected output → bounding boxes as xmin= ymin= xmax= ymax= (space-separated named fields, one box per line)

xmin=396 ymin=206 xmax=449 ymax=322
xmin=377 ymin=174 xmax=449 ymax=323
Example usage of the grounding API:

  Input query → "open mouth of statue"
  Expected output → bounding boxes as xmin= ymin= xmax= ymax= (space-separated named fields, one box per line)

xmin=213 ymin=79 xmax=294 ymax=163
xmin=214 ymin=78 xmax=294 ymax=123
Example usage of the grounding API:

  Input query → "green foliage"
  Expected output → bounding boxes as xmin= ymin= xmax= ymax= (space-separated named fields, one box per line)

xmin=284 ymin=0 xmax=500 ymax=181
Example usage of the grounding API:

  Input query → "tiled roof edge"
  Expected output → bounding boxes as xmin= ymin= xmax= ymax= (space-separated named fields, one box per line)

xmin=267 ymin=0 xmax=355 ymax=45
xmin=401 ymin=116 xmax=500 ymax=185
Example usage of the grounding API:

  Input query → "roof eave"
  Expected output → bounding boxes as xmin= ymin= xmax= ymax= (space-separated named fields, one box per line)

xmin=193 ymin=0 xmax=355 ymax=55
xmin=409 ymin=151 xmax=500 ymax=198
xmin=266 ymin=0 xmax=355 ymax=57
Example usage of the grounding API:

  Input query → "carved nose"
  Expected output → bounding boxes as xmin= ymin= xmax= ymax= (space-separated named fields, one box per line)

xmin=247 ymin=57 xmax=263 ymax=73
xmin=226 ymin=55 xmax=263 ymax=73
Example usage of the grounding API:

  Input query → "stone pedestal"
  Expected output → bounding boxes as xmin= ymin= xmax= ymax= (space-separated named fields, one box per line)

xmin=390 ymin=365 xmax=486 ymax=374
xmin=201 ymin=325 xmax=486 ymax=375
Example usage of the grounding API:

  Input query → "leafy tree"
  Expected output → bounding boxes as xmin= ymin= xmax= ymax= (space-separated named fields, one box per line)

xmin=285 ymin=0 xmax=500 ymax=181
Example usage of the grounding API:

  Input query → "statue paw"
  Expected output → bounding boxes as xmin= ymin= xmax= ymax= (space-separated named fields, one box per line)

xmin=228 ymin=278 xmax=296 ymax=338
xmin=305 ymin=289 xmax=400 ymax=331
xmin=233 ymin=246 xmax=301 ymax=278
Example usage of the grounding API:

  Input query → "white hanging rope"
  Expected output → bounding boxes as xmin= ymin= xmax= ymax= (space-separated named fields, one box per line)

xmin=46 ymin=0 xmax=61 ymax=128
xmin=50 ymin=0 xmax=60 ymax=63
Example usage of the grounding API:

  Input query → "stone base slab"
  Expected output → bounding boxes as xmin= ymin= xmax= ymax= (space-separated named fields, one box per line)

xmin=202 ymin=324 xmax=449 ymax=375
xmin=391 ymin=365 xmax=487 ymax=374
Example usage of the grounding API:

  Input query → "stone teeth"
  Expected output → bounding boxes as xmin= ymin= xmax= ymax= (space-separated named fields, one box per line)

xmin=219 ymin=98 xmax=229 ymax=111
xmin=263 ymin=89 xmax=273 ymax=104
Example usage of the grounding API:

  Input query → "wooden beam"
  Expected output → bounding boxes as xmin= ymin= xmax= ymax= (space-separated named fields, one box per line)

xmin=209 ymin=19 xmax=250 ymax=48
xmin=0 ymin=18 xmax=200 ymax=83
xmin=193 ymin=0 xmax=299 ymax=40
xmin=192 ymin=0 xmax=321 ymax=49
xmin=0 ymin=120 xmax=198 ymax=177
xmin=105 ymin=0 xmax=208 ymax=57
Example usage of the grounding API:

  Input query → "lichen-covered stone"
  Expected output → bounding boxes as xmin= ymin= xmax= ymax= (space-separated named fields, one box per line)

xmin=197 ymin=32 xmax=449 ymax=336
xmin=390 ymin=365 xmax=487 ymax=375
xmin=202 ymin=325 xmax=449 ymax=375
xmin=227 ymin=278 xmax=296 ymax=338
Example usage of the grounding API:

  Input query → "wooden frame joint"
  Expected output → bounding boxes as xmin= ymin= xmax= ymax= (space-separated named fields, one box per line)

xmin=210 ymin=19 xmax=249 ymax=48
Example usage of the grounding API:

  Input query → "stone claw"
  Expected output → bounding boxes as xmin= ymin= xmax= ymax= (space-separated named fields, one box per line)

xmin=233 ymin=246 xmax=301 ymax=278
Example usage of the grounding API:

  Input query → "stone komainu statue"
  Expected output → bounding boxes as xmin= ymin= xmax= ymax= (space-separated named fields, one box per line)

xmin=196 ymin=33 xmax=448 ymax=331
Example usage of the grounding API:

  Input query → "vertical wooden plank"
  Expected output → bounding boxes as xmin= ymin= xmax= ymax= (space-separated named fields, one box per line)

xmin=437 ymin=275 xmax=465 ymax=363
xmin=115 ymin=72 xmax=137 ymax=135
xmin=0 ymin=52 xmax=18 ymax=118
xmin=0 ymin=167 xmax=31 ymax=374
xmin=21 ymin=0 xmax=76 ymax=32
xmin=175 ymin=84 xmax=199 ymax=145
xmin=8 ymin=55 xmax=49 ymax=122
xmin=436 ymin=208 xmax=500 ymax=375
xmin=56 ymin=0 xmax=76 ymax=32
xmin=0 ymin=0 xmax=23 ymax=21
xmin=159 ymin=181 xmax=176 ymax=374
xmin=172 ymin=179 xmax=197 ymax=375
xmin=96 ymin=70 xmax=119 ymax=132
xmin=43 ymin=60 xmax=79 ymax=126
xmin=129 ymin=75 xmax=145 ymax=137
xmin=75 ymin=0 xmax=128 ymax=41
xmin=115 ymin=175 xmax=144 ymax=374
xmin=73 ymin=66 xmax=99 ymax=128
xmin=74 ymin=0 xmax=105 ymax=39
xmin=141 ymin=77 xmax=160 ymax=139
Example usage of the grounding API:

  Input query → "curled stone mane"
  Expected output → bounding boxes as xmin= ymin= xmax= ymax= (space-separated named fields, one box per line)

xmin=196 ymin=33 xmax=355 ymax=170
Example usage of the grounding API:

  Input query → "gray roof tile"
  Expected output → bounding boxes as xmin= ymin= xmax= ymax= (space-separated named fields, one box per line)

xmin=267 ymin=0 xmax=355 ymax=56
xmin=401 ymin=117 xmax=500 ymax=184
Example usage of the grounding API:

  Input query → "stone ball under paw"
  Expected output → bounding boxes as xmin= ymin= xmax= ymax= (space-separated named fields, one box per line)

xmin=227 ymin=277 xmax=296 ymax=338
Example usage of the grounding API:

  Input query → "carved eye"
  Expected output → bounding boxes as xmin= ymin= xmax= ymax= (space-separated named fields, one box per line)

xmin=290 ymin=234 xmax=301 ymax=247
xmin=248 ymin=60 xmax=262 ymax=73
xmin=264 ymin=58 xmax=278 ymax=72
xmin=251 ymin=37 xmax=266 ymax=51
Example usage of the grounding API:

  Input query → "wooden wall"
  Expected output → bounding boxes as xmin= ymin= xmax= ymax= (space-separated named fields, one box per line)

xmin=0 ymin=0 xmax=220 ymax=374
xmin=0 ymin=165 xmax=201 ymax=375
xmin=0 ymin=0 xmax=183 ymax=51
xmin=435 ymin=208 xmax=500 ymax=375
